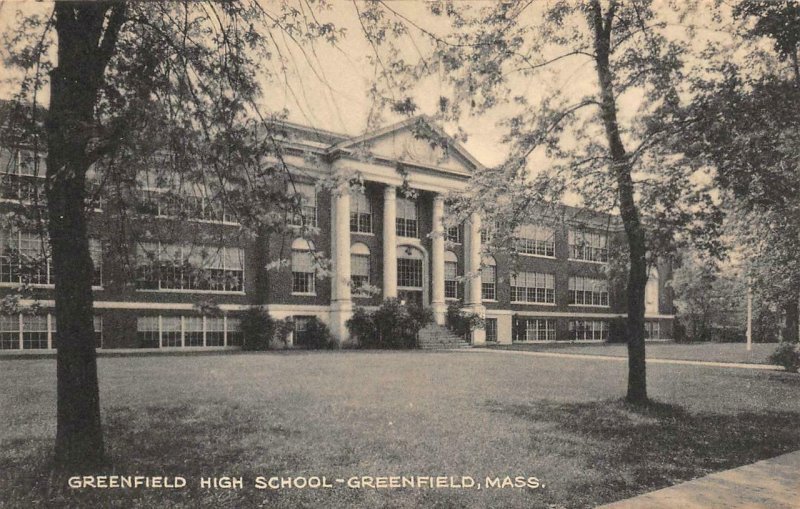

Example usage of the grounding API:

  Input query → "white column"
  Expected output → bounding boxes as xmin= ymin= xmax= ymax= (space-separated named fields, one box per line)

xmin=465 ymin=212 xmax=485 ymax=345
xmin=431 ymin=195 xmax=446 ymax=324
xmin=383 ymin=185 xmax=398 ymax=299
xmin=330 ymin=183 xmax=352 ymax=344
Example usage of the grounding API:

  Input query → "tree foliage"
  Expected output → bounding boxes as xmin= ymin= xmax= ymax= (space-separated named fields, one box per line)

xmin=358 ymin=0 xmax=724 ymax=404
xmin=2 ymin=0 xmax=346 ymax=469
xmin=667 ymin=0 xmax=800 ymax=341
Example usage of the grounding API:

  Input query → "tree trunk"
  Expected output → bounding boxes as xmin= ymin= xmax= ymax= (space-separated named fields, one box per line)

xmin=589 ymin=0 xmax=648 ymax=405
xmin=784 ymin=295 xmax=799 ymax=343
xmin=47 ymin=2 xmax=126 ymax=470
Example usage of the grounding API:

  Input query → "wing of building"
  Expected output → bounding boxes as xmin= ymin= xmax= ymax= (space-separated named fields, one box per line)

xmin=0 ymin=111 xmax=674 ymax=351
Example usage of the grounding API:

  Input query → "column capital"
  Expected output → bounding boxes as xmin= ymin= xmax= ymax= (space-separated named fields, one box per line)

xmin=383 ymin=184 xmax=397 ymax=198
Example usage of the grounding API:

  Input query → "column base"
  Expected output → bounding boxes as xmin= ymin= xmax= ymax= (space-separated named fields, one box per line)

xmin=463 ymin=304 xmax=486 ymax=346
xmin=329 ymin=301 xmax=353 ymax=346
xmin=432 ymin=301 xmax=447 ymax=326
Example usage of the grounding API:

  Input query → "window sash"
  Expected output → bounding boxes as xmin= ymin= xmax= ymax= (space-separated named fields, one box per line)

xmin=397 ymin=257 xmax=423 ymax=288
xmin=396 ymin=218 xmax=418 ymax=238
xmin=517 ymin=318 xmax=556 ymax=342
xmin=569 ymin=320 xmax=609 ymax=341
xmin=292 ymin=272 xmax=316 ymax=294
xmin=568 ymin=276 xmax=609 ymax=306
xmin=510 ymin=272 xmax=555 ymax=303
xmin=485 ymin=318 xmax=498 ymax=342
xmin=569 ymin=229 xmax=609 ymax=262
xmin=135 ymin=243 xmax=245 ymax=292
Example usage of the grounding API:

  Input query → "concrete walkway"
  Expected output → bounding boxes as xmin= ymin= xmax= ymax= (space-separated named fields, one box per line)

xmin=467 ymin=347 xmax=782 ymax=371
xmin=598 ymin=449 xmax=800 ymax=509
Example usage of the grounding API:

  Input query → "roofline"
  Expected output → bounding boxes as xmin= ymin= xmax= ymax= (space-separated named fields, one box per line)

xmin=330 ymin=115 xmax=485 ymax=171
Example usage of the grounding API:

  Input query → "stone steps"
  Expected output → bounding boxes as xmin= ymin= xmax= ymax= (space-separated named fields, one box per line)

xmin=418 ymin=324 xmax=471 ymax=350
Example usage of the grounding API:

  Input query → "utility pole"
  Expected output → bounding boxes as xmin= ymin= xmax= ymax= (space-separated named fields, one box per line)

xmin=746 ymin=284 xmax=753 ymax=351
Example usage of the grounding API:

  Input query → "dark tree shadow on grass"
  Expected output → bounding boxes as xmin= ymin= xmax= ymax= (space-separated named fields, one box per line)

xmin=486 ymin=397 xmax=800 ymax=507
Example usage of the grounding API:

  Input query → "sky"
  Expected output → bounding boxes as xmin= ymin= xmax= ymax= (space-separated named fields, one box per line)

xmin=0 ymin=1 xmax=733 ymax=171
xmin=0 ymin=1 xmax=598 ymax=169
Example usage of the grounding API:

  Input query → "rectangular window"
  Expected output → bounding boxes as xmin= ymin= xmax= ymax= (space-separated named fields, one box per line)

xmin=288 ymin=182 xmax=317 ymax=227
xmin=350 ymin=191 xmax=372 ymax=233
xmin=135 ymin=243 xmax=244 ymax=292
xmin=351 ymin=254 xmax=370 ymax=294
xmin=0 ymin=315 xmax=20 ymax=350
xmin=93 ymin=316 xmax=103 ymax=348
xmin=516 ymin=318 xmax=556 ymax=342
xmin=293 ymin=315 xmax=314 ymax=347
xmin=569 ymin=320 xmax=609 ymax=341
xmin=136 ymin=315 xmax=235 ymax=348
xmin=397 ymin=258 xmax=423 ymax=288
xmin=444 ymin=261 xmax=459 ymax=299
xmin=89 ymin=239 xmax=103 ymax=287
xmin=396 ymin=197 xmax=418 ymax=238
xmin=136 ymin=188 xmax=235 ymax=224
xmin=510 ymin=272 xmax=555 ymax=304
xmin=184 ymin=316 xmax=204 ymax=347
xmin=481 ymin=264 xmax=496 ymax=300
xmin=645 ymin=321 xmax=661 ymax=340
xmin=517 ymin=224 xmax=555 ymax=257
xmin=485 ymin=318 xmax=497 ymax=342
xmin=569 ymin=229 xmax=609 ymax=262
xmin=136 ymin=316 xmax=160 ymax=348
xmin=1 ymin=148 xmax=46 ymax=203
xmin=569 ymin=276 xmax=609 ymax=306
xmin=227 ymin=317 xmax=242 ymax=346
xmin=22 ymin=315 xmax=48 ymax=350
xmin=206 ymin=317 xmax=225 ymax=346
xmin=0 ymin=314 xmax=59 ymax=350
xmin=291 ymin=248 xmax=316 ymax=295
xmin=445 ymin=209 xmax=462 ymax=244
xmin=161 ymin=317 xmax=182 ymax=347
xmin=17 ymin=232 xmax=50 ymax=285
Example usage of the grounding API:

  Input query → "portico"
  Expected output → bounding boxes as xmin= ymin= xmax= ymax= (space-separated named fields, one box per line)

xmin=323 ymin=116 xmax=490 ymax=345
xmin=328 ymin=177 xmax=484 ymax=344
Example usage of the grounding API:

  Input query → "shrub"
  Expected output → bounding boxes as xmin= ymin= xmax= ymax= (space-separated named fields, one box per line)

xmin=769 ymin=343 xmax=800 ymax=373
xmin=273 ymin=317 xmax=295 ymax=348
xmin=445 ymin=301 xmax=483 ymax=338
xmin=346 ymin=307 xmax=375 ymax=345
xmin=607 ymin=317 xmax=628 ymax=343
xmin=240 ymin=307 xmax=275 ymax=351
xmin=296 ymin=317 xmax=336 ymax=350
xmin=347 ymin=298 xmax=433 ymax=349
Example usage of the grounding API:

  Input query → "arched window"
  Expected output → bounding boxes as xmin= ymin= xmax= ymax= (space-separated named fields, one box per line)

xmin=645 ymin=267 xmax=659 ymax=314
xmin=481 ymin=256 xmax=497 ymax=300
xmin=350 ymin=242 xmax=371 ymax=295
xmin=444 ymin=251 xmax=459 ymax=299
xmin=291 ymin=238 xmax=316 ymax=295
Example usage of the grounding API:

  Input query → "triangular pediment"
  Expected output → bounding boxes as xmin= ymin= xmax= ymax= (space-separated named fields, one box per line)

xmin=333 ymin=117 xmax=481 ymax=175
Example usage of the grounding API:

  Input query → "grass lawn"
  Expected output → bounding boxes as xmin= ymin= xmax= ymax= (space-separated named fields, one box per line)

xmin=2 ymin=351 xmax=800 ymax=508
xmin=491 ymin=341 xmax=779 ymax=365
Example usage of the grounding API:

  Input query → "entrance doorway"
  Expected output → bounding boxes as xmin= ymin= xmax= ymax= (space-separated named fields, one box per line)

xmin=399 ymin=289 xmax=423 ymax=308
xmin=397 ymin=245 xmax=427 ymax=307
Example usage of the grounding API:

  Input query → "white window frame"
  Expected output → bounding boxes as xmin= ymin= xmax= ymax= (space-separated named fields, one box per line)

xmin=568 ymin=229 xmax=609 ymax=263
xmin=135 ymin=242 xmax=245 ymax=294
xmin=510 ymin=271 xmax=555 ymax=305
xmin=568 ymin=276 xmax=610 ymax=307
xmin=291 ymin=238 xmax=317 ymax=296
xmin=516 ymin=224 xmax=555 ymax=258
